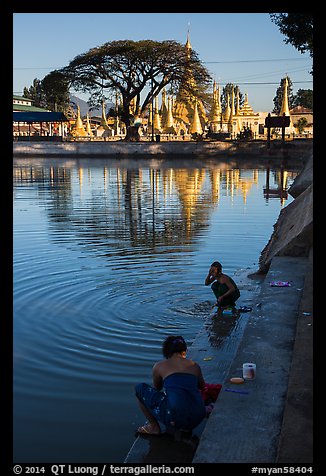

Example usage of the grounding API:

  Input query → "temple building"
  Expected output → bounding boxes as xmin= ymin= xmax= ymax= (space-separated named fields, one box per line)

xmin=227 ymin=89 xmax=261 ymax=137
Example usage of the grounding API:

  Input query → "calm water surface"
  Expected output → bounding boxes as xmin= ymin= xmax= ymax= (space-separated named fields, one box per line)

xmin=13 ymin=156 xmax=300 ymax=462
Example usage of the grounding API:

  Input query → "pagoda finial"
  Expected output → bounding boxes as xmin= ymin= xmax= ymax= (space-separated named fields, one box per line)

xmin=185 ymin=23 xmax=192 ymax=50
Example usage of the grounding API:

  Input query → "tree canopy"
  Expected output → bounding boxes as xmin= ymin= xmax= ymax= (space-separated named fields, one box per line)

xmin=41 ymin=71 xmax=71 ymax=112
xmin=292 ymin=89 xmax=313 ymax=109
xmin=57 ymin=39 xmax=212 ymax=137
xmin=221 ymin=83 xmax=244 ymax=112
xmin=270 ymin=13 xmax=313 ymax=59
xmin=23 ymin=73 xmax=72 ymax=115
xmin=23 ymin=78 xmax=46 ymax=109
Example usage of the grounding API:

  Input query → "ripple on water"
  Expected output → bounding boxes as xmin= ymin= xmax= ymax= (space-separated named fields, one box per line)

xmin=14 ymin=252 xmax=204 ymax=403
xmin=13 ymin=160 xmax=299 ymax=462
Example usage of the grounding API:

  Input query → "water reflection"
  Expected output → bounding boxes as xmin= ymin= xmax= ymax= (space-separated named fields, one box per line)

xmin=13 ymin=157 xmax=301 ymax=463
xmin=206 ymin=313 xmax=241 ymax=348
xmin=13 ymin=162 xmax=297 ymax=254
xmin=264 ymin=166 xmax=289 ymax=203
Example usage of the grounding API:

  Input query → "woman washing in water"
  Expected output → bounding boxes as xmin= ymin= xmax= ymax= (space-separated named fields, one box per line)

xmin=205 ymin=261 xmax=240 ymax=313
xmin=135 ymin=336 xmax=206 ymax=435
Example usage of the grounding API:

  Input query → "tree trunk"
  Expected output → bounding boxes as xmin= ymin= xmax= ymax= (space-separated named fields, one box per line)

xmin=125 ymin=125 xmax=141 ymax=141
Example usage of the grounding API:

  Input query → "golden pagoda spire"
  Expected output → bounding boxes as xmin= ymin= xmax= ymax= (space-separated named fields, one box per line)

xmin=231 ymin=86 xmax=235 ymax=117
xmin=85 ymin=112 xmax=93 ymax=136
xmin=280 ymin=76 xmax=290 ymax=116
xmin=100 ymin=99 xmax=109 ymax=129
xmin=224 ymin=93 xmax=231 ymax=122
xmin=153 ymin=96 xmax=162 ymax=132
xmin=213 ymin=80 xmax=217 ymax=100
xmin=210 ymin=101 xmax=220 ymax=123
xmin=173 ymin=31 xmax=207 ymax=134
xmin=217 ymin=84 xmax=222 ymax=116
xmin=73 ymin=105 xmax=87 ymax=136
xmin=185 ymin=24 xmax=192 ymax=51
xmin=113 ymin=92 xmax=120 ymax=135
xmin=75 ymin=105 xmax=83 ymax=128
xmin=189 ymin=100 xmax=203 ymax=135
xmin=210 ymin=81 xmax=221 ymax=122
xmin=235 ymin=88 xmax=240 ymax=115
xmin=160 ymin=88 xmax=168 ymax=129
xmin=166 ymin=97 xmax=174 ymax=128
xmin=164 ymin=96 xmax=177 ymax=134
xmin=148 ymin=103 xmax=153 ymax=127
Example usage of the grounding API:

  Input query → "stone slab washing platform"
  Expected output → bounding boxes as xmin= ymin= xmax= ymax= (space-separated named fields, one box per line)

xmin=124 ymin=256 xmax=308 ymax=464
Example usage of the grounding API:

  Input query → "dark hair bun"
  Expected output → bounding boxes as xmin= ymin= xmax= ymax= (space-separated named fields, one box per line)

xmin=162 ymin=335 xmax=187 ymax=358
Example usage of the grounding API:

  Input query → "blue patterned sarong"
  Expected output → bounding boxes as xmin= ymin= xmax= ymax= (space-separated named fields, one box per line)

xmin=135 ymin=372 xmax=206 ymax=431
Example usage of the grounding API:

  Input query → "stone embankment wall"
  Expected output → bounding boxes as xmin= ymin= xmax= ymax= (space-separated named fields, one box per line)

xmin=13 ymin=139 xmax=312 ymax=158
xmin=258 ymin=152 xmax=313 ymax=273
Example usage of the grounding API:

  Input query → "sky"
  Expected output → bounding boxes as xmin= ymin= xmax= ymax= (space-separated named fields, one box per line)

xmin=13 ymin=13 xmax=313 ymax=112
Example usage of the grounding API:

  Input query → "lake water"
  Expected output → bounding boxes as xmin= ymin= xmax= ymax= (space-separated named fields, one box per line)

xmin=13 ymin=156 xmax=301 ymax=463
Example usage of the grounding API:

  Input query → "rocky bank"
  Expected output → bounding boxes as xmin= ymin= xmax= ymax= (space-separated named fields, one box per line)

xmin=258 ymin=152 xmax=313 ymax=274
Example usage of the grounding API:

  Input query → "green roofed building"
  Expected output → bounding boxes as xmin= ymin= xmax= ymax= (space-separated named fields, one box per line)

xmin=13 ymin=95 xmax=68 ymax=139
xmin=13 ymin=94 xmax=50 ymax=113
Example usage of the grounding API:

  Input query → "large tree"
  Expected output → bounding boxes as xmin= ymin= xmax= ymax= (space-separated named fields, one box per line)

xmin=23 ymin=78 xmax=47 ymax=109
xmin=22 ymin=73 xmax=72 ymax=115
xmin=41 ymin=71 xmax=71 ymax=113
xmin=292 ymin=88 xmax=313 ymax=109
xmin=270 ymin=13 xmax=313 ymax=70
xmin=57 ymin=39 xmax=211 ymax=140
xmin=221 ymin=83 xmax=244 ymax=113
